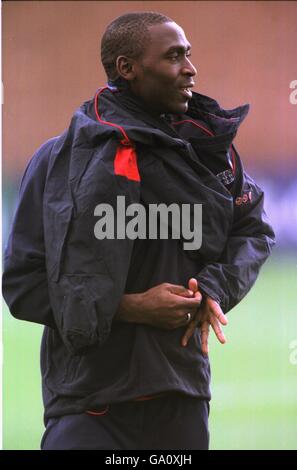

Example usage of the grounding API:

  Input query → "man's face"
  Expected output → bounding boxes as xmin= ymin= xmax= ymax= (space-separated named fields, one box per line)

xmin=129 ymin=22 xmax=197 ymax=115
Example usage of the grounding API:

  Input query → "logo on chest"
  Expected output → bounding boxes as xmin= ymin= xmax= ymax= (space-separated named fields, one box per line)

xmin=235 ymin=191 xmax=252 ymax=206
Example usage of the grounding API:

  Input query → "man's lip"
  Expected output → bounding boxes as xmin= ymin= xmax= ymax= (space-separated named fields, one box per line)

xmin=179 ymin=85 xmax=194 ymax=100
xmin=179 ymin=82 xmax=195 ymax=89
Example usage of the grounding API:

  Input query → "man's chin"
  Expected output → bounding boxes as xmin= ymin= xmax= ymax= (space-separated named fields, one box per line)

xmin=174 ymin=102 xmax=189 ymax=114
xmin=166 ymin=101 xmax=189 ymax=115
xmin=158 ymin=99 xmax=189 ymax=115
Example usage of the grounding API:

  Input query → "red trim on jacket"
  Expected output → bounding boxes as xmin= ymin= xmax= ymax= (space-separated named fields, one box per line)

xmin=173 ymin=118 xmax=236 ymax=175
xmin=86 ymin=405 xmax=109 ymax=416
xmin=86 ymin=394 xmax=167 ymax=416
xmin=172 ymin=119 xmax=214 ymax=137
xmin=94 ymin=87 xmax=131 ymax=146
xmin=114 ymin=144 xmax=140 ymax=182
xmin=94 ymin=87 xmax=140 ymax=182
xmin=134 ymin=392 xmax=167 ymax=402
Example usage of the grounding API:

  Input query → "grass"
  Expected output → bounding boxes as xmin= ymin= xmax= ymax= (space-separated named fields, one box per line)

xmin=3 ymin=255 xmax=297 ymax=450
xmin=209 ymin=254 xmax=297 ymax=450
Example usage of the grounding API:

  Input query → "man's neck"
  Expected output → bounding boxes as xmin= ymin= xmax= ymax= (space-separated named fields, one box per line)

xmin=108 ymin=77 xmax=180 ymax=137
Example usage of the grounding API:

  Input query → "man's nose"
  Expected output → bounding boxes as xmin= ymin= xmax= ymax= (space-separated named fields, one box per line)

xmin=182 ymin=57 xmax=197 ymax=77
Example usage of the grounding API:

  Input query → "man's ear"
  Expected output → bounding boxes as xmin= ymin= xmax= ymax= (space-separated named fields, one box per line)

xmin=116 ymin=56 xmax=137 ymax=81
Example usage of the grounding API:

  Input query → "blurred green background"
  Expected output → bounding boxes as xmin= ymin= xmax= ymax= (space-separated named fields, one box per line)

xmin=3 ymin=255 xmax=297 ymax=450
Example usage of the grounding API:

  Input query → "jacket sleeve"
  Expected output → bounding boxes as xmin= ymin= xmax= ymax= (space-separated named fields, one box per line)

xmin=196 ymin=149 xmax=276 ymax=313
xmin=2 ymin=139 xmax=57 ymax=328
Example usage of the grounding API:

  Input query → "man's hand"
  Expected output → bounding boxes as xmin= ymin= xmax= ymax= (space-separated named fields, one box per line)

xmin=181 ymin=278 xmax=228 ymax=356
xmin=115 ymin=283 xmax=202 ymax=330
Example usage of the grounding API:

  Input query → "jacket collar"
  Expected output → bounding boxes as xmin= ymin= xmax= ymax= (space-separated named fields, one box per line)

xmin=74 ymin=78 xmax=249 ymax=150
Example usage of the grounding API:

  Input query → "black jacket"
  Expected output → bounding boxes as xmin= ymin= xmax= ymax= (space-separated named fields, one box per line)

xmin=3 ymin=86 xmax=275 ymax=418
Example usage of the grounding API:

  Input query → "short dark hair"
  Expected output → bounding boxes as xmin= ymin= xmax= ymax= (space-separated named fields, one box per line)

xmin=101 ymin=11 xmax=173 ymax=80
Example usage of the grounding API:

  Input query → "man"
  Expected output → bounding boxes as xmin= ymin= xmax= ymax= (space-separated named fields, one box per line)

xmin=3 ymin=12 xmax=275 ymax=450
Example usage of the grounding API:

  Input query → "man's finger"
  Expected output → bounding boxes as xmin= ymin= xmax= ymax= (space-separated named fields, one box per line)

xmin=174 ymin=296 xmax=202 ymax=309
xmin=209 ymin=316 xmax=227 ymax=344
xmin=188 ymin=278 xmax=198 ymax=293
xmin=181 ymin=319 xmax=198 ymax=347
xmin=169 ymin=284 xmax=193 ymax=297
xmin=194 ymin=290 xmax=202 ymax=304
xmin=208 ymin=298 xmax=228 ymax=325
xmin=200 ymin=321 xmax=209 ymax=356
